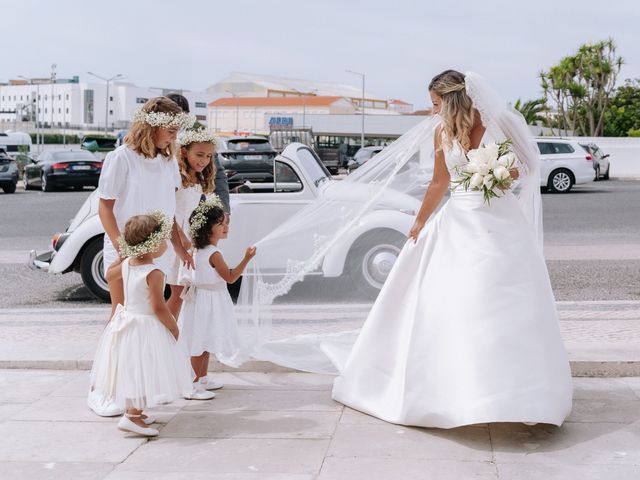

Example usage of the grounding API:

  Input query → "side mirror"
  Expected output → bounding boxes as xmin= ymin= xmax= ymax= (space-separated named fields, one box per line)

xmin=602 ymin=154 xmax=610 ymax=159
xmin=31 ymin=158 xmax=37 ymax=164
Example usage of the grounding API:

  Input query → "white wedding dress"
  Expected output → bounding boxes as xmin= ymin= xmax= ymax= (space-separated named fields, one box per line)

xmin=331 ymin=134 xmax=573 ymax=429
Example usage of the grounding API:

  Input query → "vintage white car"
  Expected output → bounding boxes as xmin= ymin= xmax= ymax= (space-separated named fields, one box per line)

xmin=29 ymin=143 xmax=424 ymax=301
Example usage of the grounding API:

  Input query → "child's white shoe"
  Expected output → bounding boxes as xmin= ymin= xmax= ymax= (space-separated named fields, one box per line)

xmin=141 ymin=414 xmax=157 ymax=425
xmin=184 ymin=382 xmax=217 ymax=400
xmin=199 ymin=376 xmax=224 ymax=391
xmin=87 ymin=389 xmax=124 ymax=417
xmin=118 ymin=415 xmax=159 ymax=437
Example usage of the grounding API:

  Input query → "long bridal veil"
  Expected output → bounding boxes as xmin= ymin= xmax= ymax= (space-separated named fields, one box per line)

xmin=233 ymin=71 xmax=542 ymax=373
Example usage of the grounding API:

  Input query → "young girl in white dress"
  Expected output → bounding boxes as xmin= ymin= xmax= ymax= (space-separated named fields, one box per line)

xmin=165 ymin=129 xmax=217 ymax=320
xmin=91 ymin=97 xmax=196 ymax=417
xmin=90 ymin=212 xmax=193 ymax=437
xmin=178 ymin=201 xmax=256 ymax=397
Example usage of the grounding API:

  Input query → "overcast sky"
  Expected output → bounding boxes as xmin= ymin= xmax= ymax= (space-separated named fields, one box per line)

xmin=3 ymin=0 xmax=638 ymax=108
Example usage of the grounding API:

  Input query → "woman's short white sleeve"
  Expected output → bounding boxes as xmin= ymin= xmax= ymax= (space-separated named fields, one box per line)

xmin=171 ymin=158 xmax=181 ymax=191
xmin=98 ymin=149 xmax=128 ymax=200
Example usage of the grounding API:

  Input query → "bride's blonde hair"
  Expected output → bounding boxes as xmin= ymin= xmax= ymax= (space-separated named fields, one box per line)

xmin=429 ymin=70 xmax=475 ymax=152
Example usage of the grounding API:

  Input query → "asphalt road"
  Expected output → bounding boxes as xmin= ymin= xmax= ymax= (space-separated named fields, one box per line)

xmin=0 ymin=179 xmax=639 ymax=308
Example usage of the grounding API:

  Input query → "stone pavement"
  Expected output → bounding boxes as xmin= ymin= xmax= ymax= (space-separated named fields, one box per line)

xmin=0 ymin=369 xmax=639 ymax=479
xmin=1 ymin=301 xmax=640 ymax=376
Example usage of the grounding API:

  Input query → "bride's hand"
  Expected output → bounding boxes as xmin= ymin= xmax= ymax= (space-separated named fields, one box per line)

xmin=408 ymin=219 xmax=425 ymax=243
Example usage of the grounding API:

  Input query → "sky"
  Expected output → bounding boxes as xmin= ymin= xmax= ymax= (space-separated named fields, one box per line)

xmin=2 ymin=0 xmax=639 ymax=109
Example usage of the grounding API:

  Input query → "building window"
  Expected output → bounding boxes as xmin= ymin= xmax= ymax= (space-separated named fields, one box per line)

xmin=136 ymin=97 xmax=148 ymax=104
xmin=44 ymin=95 xmax=47 ymax=100
xmin=66 ymin=94 xmax=69 ymax=100
xmin=58 ymin=108 xmax=61 ymax=114
xmin=109 ymin=109 xmax=113 ymax=115
xmin=195 ymin=102 xmax=206 ymax=109
xmin=196 ymin=114 xmax=206 ymax=121
xmin=83 ymin=89 xmax=94 ymax=124
xmin=44 ymin=108 xmax=47 ymax=114
xmin=66 ymin=108 xmax=69 ymax=114
xmin=20 ymin=95 xmax=23 ymax=101
xmin=109 ymin=96 xmax=113 ymax=102
xmin=58 ymin=94 xmax=62 ymax=100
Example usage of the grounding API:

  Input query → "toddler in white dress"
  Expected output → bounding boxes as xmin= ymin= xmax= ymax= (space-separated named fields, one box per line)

xmin=178 ymin=200 xmax=256 ymax=397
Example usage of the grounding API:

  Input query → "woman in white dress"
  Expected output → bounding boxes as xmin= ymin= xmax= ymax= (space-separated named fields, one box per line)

xmin=331 ymin=70 xmax=573 ymax=429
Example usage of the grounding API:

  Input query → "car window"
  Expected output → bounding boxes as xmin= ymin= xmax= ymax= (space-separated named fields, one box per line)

xmin=275 ymin=162 xmax=303 ymax=192
xmin=296 ymin=147 xmax=331 ymax=186
xmin=537 ymin=142 xmax=575 ymax=155
xmin=227 ymin=139 xmax=272 ymax=151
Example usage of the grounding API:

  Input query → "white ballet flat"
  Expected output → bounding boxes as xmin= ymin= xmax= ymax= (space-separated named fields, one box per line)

xmin=87 ymin=390 xmax=124 ymax=417
xmin=199 ymin=376 xmax=224 ymax=391
xmin=184 ymin=383 xmax=217 ymax=400
xmin=141 ymin=414 xmax=157 ymax=425
xmin=118 ymin=415 xmax=159 ymax=437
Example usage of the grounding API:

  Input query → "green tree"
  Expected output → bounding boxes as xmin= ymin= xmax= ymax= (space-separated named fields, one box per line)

xmin=514 ymin=98 xmax=548 ymax=126
xmin=540 ymin=38 xmax=623 ymax=136
xmin=604 ymin=79 xmax=640 ymax=137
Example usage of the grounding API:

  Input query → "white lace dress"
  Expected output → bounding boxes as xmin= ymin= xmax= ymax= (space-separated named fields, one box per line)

xmin=178 ymin=245 xmax=242 ymax=366
xmin=89 ymin=259 xmax=193 ymax=409
xmin=330 ymin=133 xmax=573 ymax=428
xmin=165 ymin=183 xmax=203 ymax=285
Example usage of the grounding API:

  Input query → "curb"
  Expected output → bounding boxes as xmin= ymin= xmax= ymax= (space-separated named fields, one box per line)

xmin=1 ymin=359 xmax=638 ymax=377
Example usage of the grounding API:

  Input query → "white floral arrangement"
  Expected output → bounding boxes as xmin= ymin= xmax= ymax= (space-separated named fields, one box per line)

xmin=132 ymin=109 xmax=195 ymax=129
xmin=453 ymin=139 xmax=518 ymax=204
xmin=188 ymin=195 xmax=225 ymax=240
xmin=177 ymin=128 xmax=218 ymax=147
xmin=119 ymin=211 xmax=174 ymax=258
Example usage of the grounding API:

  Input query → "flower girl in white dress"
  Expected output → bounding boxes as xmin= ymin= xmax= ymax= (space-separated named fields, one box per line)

xmin=165 ymin=129 xmax=218 ymax=320
xmin=179 ymin=201 xmax=256 ymax=395
xmin=90 ymin=212 xmax=192 ymax=436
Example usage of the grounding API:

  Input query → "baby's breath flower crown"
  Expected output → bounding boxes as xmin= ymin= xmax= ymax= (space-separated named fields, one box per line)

xmin=188 ymin=195 xmax=224 ymax=240
xmin=132 ymin=109 xmax=195 ymax=129
xmin=119 ymin=211 xmax=173 ymax=258
xmin=177 ymin=128 xmax=218 ymax=147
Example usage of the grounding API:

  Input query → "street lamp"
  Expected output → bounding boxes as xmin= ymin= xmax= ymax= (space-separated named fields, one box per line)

xmin=346 ymin=70 xmax=366 ymax=149
xmin=290 ymin=88 xmax=317 ymax=128
xmin=225 ymin=90 xmax=240 ymax=132
xmin=18 ymin=75 xmax=41 ymax=153
xmin=87 ymin=71 xmax=123 ymax=133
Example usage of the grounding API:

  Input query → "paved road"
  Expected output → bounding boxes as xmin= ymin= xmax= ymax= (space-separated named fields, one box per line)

xmin=0 ymin=180 xmax=639 ymax=308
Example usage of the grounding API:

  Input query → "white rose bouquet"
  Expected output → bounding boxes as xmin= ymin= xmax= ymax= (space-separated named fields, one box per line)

xmin=453 ymin=139 xmax=518 ymax=204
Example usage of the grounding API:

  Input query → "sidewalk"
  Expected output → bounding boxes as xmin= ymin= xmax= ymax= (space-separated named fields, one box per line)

xmin=0 ymin=369 xmax=638 ymax=479
xmin=1 ymin=301 xmax=639 ymax=376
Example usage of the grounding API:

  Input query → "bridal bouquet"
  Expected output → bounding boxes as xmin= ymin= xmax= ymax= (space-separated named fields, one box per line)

xmin=453 ymin=139 xmax=518 ymax=204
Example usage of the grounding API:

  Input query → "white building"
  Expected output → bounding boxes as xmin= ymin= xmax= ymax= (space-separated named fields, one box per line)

xmin=0 ymin=78 xmax=211 ymax=130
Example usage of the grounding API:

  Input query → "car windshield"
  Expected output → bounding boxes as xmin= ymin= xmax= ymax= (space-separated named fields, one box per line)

xmin=296 ymin=147 xmax=331 ymax=186
xmin=226 ymin=139 xmax=273 ymax=151
xmin=51 ymin=151 xmax=96 ymax=161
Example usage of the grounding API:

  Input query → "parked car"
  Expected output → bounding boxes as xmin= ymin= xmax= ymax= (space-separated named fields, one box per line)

xmin=23 ymin=150 xmax=102 ymax=192
xmin=580 ymin=142 xmax=611 ymax=180
xmin=217 ymin=136 xmax=278 ymax=189
xmin=348 ymin=146 xmax=385 ymax=172
xmin=0 ymin=149 xmax=18 ymax=193
xmin=535 ymin=138 xmax=595 ymax=193
xmin=29 ymin=143 xmax=421 ymax=301
xmin=80 ymin=135 xmax=117 ymax=155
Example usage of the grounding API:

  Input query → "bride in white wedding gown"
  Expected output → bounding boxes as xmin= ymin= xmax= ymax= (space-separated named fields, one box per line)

xmin=331 ymin=70 xmax=573 ymax=429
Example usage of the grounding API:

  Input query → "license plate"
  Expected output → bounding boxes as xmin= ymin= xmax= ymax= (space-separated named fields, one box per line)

xmin=244 ymin=155 xmax=262 ymax=160
xmin=72 ymin=165 xmax=91 ymax=171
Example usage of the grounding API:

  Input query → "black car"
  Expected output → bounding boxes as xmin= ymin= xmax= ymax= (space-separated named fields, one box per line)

xmin=0 ymin=150 xmax=18 ymax=193
xmin=348 ymin=146 xmax=384 ymax=172
xmin=24 ymin=150 xmax=102 ymax=192
xmin=217 ymin=136 xmax=278 ymax=189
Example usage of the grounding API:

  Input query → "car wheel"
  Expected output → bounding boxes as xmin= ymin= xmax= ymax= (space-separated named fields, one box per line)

xmin=80 ymin=236 xmax=110 ymax=302
xmin=594 ymin=166 xmax=600 ymax=181
xmin=3 ymin=183 xmax=17 ymax=194
xmin=603 ymin=166 xmax=610 ymax=180
xmin=347 ymin=229 xmax=406 ymax=298
xmin=548 ymin=169 xmax=574 ymax=193
xmin=41 ymin=173 xmax=54 ymax=192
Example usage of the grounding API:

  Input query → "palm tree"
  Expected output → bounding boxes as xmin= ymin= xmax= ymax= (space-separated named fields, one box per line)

xmin=514 ymin=98 xmax=548 ymax=126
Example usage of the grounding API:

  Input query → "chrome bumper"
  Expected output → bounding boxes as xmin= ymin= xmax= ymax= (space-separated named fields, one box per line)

xmin=28 ymin=250 xmax=53 ymax=272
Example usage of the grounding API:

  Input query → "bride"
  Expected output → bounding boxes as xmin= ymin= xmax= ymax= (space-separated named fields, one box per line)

xmin=330 ymin=70 xmax=573 ymax=429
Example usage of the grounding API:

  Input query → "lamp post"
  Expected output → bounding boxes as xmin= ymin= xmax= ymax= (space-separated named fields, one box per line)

xmin=50 ymin=63 xmax=56 ymax=130
xmin=87 ymin=71 xmax=123 ymax=133
xmin=346 ymin=70 xmax=366 ymax=149
xmin=291 ymin=88 xmax=317 ymax=128
xmin=225 ymin=90 xmax=240 ymax=132
xmin=18 ymin=75 xmax=41 ymax=153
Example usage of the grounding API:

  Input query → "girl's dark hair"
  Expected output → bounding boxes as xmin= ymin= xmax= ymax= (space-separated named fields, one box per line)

xmin=189 ymin=205 xmax=225 ymax=249
xmin=166 ymin=93 xmax=190 ymax=113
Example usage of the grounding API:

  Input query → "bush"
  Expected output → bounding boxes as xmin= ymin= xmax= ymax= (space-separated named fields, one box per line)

xmin=29 ymin=133 xmax=82 ymax=144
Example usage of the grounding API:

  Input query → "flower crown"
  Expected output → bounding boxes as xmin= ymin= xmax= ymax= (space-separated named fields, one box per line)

xmin=119 ymin=211 xmax=174 ymax=258
xmin=188 ymin=195 xmax=224 ymax=240
xmin=132 ymin=109 xmax=195 ymax=129
xmin=177 ymin=128 xmax=218 ymax=147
